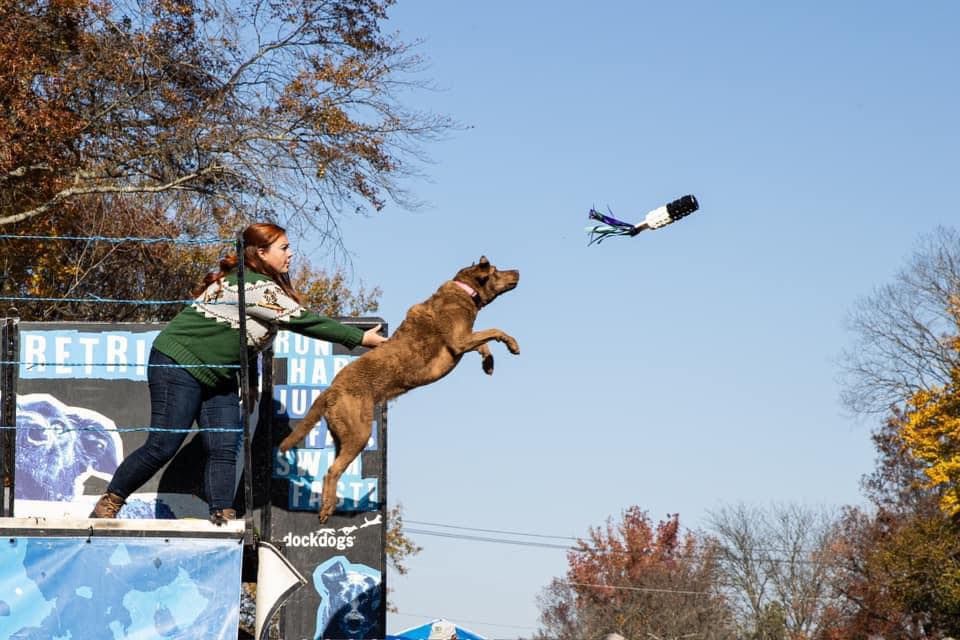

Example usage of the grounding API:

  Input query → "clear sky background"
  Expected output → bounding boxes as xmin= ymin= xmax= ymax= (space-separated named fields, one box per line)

xmin=299 ymin=2 xmax=960 ymax=637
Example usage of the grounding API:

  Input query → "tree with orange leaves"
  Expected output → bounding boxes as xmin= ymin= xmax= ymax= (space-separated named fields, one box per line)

xmin=0 ymin=196 xmax=220 ymax=321
xmin=0 ymin=0 xmax=453 ymax=237
xmin=535 ymin=506 xmax=735 ymax=640
xmin=0 ymin=0 xmax=452 ymax=321
xmin=827 ymin=226 xmax=960 ymax=639
xmin=827 ymin=500 xmax=960 ymax=640
xmin=0 ymin=0 xmax=88 ymax=226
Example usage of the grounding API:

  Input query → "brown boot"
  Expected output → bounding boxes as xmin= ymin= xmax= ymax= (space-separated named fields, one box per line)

xmin=209 ymin=508 xmax=237 ymax=526
xmin=89 ymin=492 xmax=125 ymax=518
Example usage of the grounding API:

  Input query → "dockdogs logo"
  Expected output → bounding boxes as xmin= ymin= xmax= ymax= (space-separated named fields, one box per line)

xmin=281 ymin=514 xmax=381 ymax=549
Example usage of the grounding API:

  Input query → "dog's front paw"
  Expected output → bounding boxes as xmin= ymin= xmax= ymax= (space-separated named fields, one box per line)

xmin=277 ymin=436 xmax=296 ymax=453
xmin=482 ymin=353 xmax=494 ymax=375
xmin=504 ymin=336 xmax=520 ymax=355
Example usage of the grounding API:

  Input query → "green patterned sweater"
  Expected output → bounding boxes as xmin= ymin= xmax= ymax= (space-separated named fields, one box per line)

xmin=152 ymin=271 xmax=363 ymax=387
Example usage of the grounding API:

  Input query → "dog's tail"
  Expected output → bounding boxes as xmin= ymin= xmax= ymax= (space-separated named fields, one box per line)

xmin=277 ymin=391 xmax=329 ymax=452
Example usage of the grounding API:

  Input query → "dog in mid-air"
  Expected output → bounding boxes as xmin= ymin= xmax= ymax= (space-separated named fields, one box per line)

xmin=278 ymin=256 xmax=520 ymax=522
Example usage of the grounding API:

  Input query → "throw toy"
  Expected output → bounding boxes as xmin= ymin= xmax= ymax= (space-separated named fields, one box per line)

xmin=587 ymin=195 xmax=700 ymax=245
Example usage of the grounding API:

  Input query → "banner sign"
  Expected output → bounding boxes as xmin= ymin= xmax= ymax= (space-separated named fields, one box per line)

xmin=11 ymin=320 xmax=387 ymax=639
xmin=265 ymin=323 xmax=387 ymax=640
xmin=13 ymin=322 xmax=191 ymax=519
xmin=0 ymin=519 xmax=244 ymax=640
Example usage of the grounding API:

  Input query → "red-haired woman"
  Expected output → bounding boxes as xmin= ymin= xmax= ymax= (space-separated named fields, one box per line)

xmin=89 ymin=223 xmax=386 ymax=523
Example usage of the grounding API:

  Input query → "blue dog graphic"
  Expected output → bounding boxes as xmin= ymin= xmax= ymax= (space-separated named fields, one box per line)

xmin=313 ymin=555 xmax=381 ymax=639
xmin=15 ymin=393 xmax=123 ymax=502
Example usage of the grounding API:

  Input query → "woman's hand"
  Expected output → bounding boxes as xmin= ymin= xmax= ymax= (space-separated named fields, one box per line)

xmin=361 ymin=324 xmax=388 ymax=348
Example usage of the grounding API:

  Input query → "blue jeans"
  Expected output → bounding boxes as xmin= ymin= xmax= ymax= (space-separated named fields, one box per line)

xmin=107 ymin=348 xmax=243 ymax=513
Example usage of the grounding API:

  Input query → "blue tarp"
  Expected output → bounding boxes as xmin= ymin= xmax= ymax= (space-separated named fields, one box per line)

xmin=0 ymin=532 xmax=242 ymax=639
xmin=388 ymin=618 xmax=487 ymax=640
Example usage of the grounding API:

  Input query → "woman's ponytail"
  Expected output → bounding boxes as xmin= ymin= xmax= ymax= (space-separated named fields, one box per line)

xmin=192 ymin=254 xmax=239 ymax=297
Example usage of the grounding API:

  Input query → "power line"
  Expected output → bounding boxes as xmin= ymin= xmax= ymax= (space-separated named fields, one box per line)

xmin=405 ymin=528 xmax=573 ymax=550
xmin=406 ymin=519 xmax=578 ymax=542
xmin=403 ymin=518 xmax=846 ymax=566
xmin=405 ymin=517 xmax=833 ymax=554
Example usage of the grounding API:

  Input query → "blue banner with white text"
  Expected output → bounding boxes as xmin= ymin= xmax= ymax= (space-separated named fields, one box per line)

xmin=266 ymin=323 xmax=387 ymax=640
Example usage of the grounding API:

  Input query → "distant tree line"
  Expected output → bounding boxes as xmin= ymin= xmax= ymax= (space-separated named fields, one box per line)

xmin=535 ymin=227 xmax=960 ymax=640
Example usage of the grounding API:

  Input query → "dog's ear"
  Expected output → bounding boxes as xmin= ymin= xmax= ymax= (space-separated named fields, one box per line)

xmin=473 ymin=256 xmax=492 ymax=284
xmin=321 ymin=561 xmax=347 ymax=587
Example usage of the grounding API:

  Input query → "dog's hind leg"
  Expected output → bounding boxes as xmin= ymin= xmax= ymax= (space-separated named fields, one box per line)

xmin=318 ymin=398 xmax=373 ymax=523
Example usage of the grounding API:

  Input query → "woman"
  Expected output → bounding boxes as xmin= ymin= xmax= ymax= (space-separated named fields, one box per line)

xmin=89 ymin=223 xmax=386 ymax=523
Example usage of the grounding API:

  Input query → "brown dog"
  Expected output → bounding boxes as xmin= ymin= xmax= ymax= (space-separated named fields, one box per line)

xmin=278 ymin=256 xmax=520 ymax=522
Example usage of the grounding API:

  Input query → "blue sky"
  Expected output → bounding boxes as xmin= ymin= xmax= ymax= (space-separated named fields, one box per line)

xmin=299 ymin=2 xmax=960 ymax=637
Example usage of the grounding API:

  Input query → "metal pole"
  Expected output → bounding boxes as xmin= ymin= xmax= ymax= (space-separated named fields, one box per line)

xmin=259 ymin=347 xmax=274 ymax=542
xmin=377 ymin=401 xmax=388 ymax=633
xmin=1 ymin=308 xmax=19 ymax=517
xmin=376 ymin=321 xmax=389 ymax=637
xmin=236 ymin=233 xmax=255 ymax=542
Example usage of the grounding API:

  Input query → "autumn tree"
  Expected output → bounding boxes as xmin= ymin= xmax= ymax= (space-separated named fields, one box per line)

xmin=826 ymin=284 xmax=960 ymax=638
xmin=894 ymin=297 xmax=960 ymax=517
xmin=0 ymin=0 xmax=448 ymax=322
xmin=0 ymin=0 xmax=88 ymax=226
xmin=828 ymin=501 xmax=960 ymax=639
xmin=535 ymin=507 xmax=735 ymax=640
xmin=383 ymin=503 xmax=422 ymax=614
xmin=0 ymin=200 xmax=386 ymax=322
xmin=0 ymin=0 xmax=452 ymax=238
xmin=828 ymin=413 xmax=960 ymax=639
xmin=827 ymin=338 xmax=960 ymax=639
xmin=292 ymin=262 xmax=381 ymax=318
xmin=826 ymin=226 xmax=960 ymax=638
xmin=839 ymin=236 xmax=960 ymax=519
xmin=0 ymin=197 xmax=224 ymax=321
xmin=707 ymin=503 xmax=843 ymax=640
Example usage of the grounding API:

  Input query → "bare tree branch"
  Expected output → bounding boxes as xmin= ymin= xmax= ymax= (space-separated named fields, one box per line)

xmin=840 ymin=226 xmax=960 ymax=414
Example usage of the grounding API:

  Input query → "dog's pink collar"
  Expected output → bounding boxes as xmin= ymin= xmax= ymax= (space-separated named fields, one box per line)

xmin=453 ymin=280 xmax=482 ymax=308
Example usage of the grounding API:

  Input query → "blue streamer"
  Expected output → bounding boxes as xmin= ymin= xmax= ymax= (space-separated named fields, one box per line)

xmin=586 ymin=207 xmax=637 ymax=245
